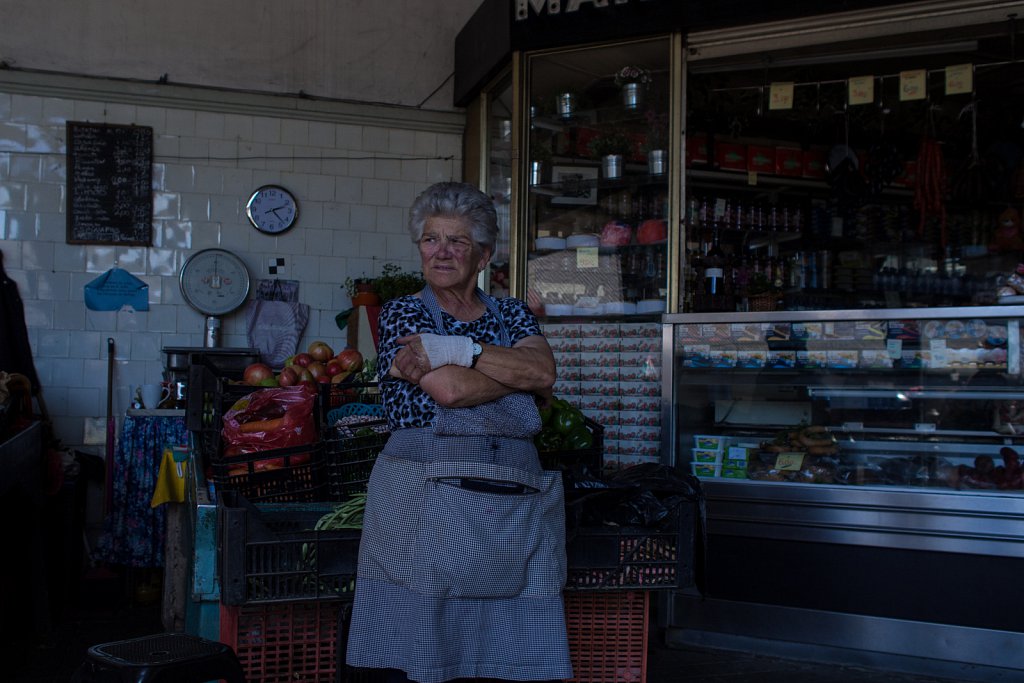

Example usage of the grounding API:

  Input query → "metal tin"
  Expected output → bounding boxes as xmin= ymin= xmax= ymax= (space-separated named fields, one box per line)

xmin=602 ymin=153 xmax=624 ymax=179
xmin=621 ymin=81 xmax=643 ymax=109
xmin=648 ymin=149 xmax=667 ymax=176
xmin=556 ymin=92 xmax=576 ymax=119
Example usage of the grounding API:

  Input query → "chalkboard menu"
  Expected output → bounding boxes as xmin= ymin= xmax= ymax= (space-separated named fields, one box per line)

xmin=66 ymin=121 xmax=153 ymax=245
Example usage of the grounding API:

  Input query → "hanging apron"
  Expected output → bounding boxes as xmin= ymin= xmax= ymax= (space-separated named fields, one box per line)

xmin=347 ymin=287 xmax=572 ymax=683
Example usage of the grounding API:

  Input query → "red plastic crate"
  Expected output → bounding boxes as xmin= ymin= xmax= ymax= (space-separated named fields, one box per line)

xmin=222 ymin=592 xmax=645 ymax=683
xmin=565 ymin=591 xmax=649 ymax=683
xmin=221 ymin=601 xmax=380 ymax=683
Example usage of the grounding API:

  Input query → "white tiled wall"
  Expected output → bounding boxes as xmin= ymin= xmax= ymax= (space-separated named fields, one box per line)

xmin=0 ymin=73 xmax=465 ymax=451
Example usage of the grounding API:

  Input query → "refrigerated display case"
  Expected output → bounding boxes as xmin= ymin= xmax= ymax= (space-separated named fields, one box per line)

xmin=665 ymin=306 xmax=1024 ymax=489
xmin=661 ymin=306 xmax=1024 ymax=677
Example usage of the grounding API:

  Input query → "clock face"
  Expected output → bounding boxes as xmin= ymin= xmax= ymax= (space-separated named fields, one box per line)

xmin=246 ymin=185 xmax=298 ymax=234
xmin=179 ymin=248 xmax=251 ymax=316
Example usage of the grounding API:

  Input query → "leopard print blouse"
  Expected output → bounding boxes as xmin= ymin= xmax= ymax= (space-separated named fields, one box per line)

xmin=376 ymin=294 xmax=542 ymax=430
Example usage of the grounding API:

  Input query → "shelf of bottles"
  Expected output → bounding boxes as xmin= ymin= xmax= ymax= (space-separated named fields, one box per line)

xmin=682 ymin=185 xmax=1013 ymax=314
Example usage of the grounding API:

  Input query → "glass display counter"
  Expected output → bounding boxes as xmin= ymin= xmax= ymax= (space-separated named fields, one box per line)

xmin=665 ymin=306 xmax=1024 ymax=494
xmin=663 ymin=306 xmax=1024 ymax=677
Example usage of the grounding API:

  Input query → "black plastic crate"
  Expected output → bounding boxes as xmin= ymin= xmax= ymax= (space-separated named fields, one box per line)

xmin=565 ymin=495 xmax=695 ymax=591
xmin=186 ymin=362 xmax=264 ymax=434
xmin=210 ymin=442 xmax=327 ymax=504
xmin=187 ymin=366 xmax=327 ymax=503
xmin=218 ymin=491 xmax=362 ymax=606
xmin=323 ymin=419 xmax=389 ymax=499
xmin=539 ymin=415 xmax=605 ymax=473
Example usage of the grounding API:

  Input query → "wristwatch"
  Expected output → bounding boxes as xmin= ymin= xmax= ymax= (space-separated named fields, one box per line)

xmin=470 ymin=341 xmax=483 ymax=368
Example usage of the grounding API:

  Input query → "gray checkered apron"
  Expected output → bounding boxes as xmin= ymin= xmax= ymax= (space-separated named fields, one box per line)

xmin=346 ymin=288 xmax=572 ymax=683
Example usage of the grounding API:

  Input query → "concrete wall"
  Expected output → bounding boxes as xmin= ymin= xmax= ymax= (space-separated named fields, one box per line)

xmin=0 ymin=0 xmax=480 ymax=110
xmin=0 ymin=69 xmax=465 ymax=453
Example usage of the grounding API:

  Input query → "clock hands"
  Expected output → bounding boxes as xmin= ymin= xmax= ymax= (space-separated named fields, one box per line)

xmin=264 ymin=205 xmax=289 ymax=220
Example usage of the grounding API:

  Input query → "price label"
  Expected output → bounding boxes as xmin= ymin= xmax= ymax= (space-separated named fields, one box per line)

xmin=775 ymin=452 xmax=805 ymax=471
xmin=899 ymin=69 xmax=927 ymax=101
xmin=747 ymin=171 xmax=758 ymax=186
xmin=842 ymin=422 xmax=864 ymax=431
xmin=914 ymin=423 xmax=937 ymax=432
xmin=886 ymin=339 xmax=902 ymax=358
xmin=769 ymin=82 xmax=794 ymax=110
xmin=576 ymin=246 xmax=598 ymax=269
xmin=945 ymin=63 xmax=973 ymax=95
xmin=848 ymin=76 xmax=875 ymax=105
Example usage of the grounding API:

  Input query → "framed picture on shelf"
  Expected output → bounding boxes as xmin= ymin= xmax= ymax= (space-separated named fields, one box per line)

xmin=551 ymin=165 xmax=598 ymax=205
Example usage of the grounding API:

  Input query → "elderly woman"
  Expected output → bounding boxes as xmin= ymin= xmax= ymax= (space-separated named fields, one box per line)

xmin=346 ymin=182 xmax=572 ymax=683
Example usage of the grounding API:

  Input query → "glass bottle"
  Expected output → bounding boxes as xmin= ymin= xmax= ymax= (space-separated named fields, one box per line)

xmin=704 ymin=222 xmax=726 ymax=298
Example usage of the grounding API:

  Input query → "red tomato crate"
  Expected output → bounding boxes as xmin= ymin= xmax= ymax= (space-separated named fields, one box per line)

xmin=220 ymin=600 xmax=381 ymax=683
xmin=565 ymin=590 xmax=649 ymax=683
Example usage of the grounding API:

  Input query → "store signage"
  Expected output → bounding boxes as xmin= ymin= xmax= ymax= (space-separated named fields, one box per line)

xmin=899 ymin=70 xmax=927 ymax=101
xmin=769 ymin=82 xmax=794 ymax=110
xmin=515 ymin=0 xmax=653 ymax=21
xmin=848 ymin=76 xmax=874 ymax=106
xmin=509 ymin=0 xmax=679 ymax=52
xmin=945 ymin=63 xmax=973 ymax=95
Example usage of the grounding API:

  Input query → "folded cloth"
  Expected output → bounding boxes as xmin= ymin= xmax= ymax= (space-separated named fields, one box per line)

xmin=433 ymin=392 xmax=541 ymax=438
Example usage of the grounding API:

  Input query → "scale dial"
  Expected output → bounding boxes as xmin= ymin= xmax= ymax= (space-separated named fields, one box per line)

xmin=179 ymin=248 xmax=251 ymax=316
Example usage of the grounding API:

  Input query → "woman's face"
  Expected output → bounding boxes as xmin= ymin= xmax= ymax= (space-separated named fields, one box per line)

xmin=418 ymin=216 xmax=491 ymax=291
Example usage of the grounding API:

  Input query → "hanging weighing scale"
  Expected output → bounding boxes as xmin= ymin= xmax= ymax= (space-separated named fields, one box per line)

xmin=179 ymin=248 xmax=251 ymax=347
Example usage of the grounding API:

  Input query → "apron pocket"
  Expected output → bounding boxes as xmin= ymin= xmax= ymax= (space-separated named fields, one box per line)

xmin=412 ymin=461 xmax=565 ymax=599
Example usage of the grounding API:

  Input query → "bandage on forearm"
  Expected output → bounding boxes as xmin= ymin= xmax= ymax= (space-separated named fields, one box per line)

xmin=418 ymin=332 xmax=472 ymax=368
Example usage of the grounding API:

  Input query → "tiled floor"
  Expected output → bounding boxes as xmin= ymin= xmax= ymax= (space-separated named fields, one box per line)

xmin=9 ymin=598 xmax=969 ymax=683
xmin=646 ymin=639 xmax=964 ymax=683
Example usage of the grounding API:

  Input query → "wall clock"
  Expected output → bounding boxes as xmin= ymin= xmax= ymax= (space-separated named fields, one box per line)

xmin=245 ymin=184 xmax=298 ymax=234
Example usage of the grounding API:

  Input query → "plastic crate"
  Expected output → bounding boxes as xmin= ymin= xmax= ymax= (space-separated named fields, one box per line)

xmin=539 ymin=415 xmax=605 ymax=473
xmin=319 ymin=381 xmax=382 ymax=425
xmin=218 ymin=491 xmax=362 ymax=606
xmin=210 ymin=442 xmax=327 ymax=504
xmin=323 ymin=419 xmax=389 ymax=499
xmin=220 ymin=600 xmax=382 ymax=683
xmin=188 ymin=366 xmax=327 ymax=503
xmin=564 ymin=590 xmax=649 ymax=683
xmin=565 ymin=494 xmax=695 ymax=591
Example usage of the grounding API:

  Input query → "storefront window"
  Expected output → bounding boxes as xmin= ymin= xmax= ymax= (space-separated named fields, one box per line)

xmin=485 ymin=73 xmax=514 ymax=297
xmin=524 ymin=37 xmax=672 ymax=319
xmin=685 ymin=25 xmax=1024 ymax=312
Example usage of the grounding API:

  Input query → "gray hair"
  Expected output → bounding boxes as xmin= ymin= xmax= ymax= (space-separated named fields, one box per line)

xmin=408 ymin=181 xmax=498 ymax=253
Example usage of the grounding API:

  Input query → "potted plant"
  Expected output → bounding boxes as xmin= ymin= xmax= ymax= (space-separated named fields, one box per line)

xmin=614 ymin=65 xmax=652 ymax=109
xmin=530 ymin=139 xmax=553 ymax=186
xmin=643 ymin=109 xmax=670 ymax=175
xmin=588 ymin=131 xmax=634 ymax=179
xmin=344 ymin=262 xmax=425 ymax=306
xmin=588 ymin=131 xmax=633 ymax=158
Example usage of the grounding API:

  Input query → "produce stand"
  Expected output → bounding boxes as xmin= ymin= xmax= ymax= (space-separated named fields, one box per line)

xmin=184 ymin=371 xmax=701 ymax=682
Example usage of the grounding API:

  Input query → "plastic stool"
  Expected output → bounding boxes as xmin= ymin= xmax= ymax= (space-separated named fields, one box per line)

xmin=71 ymin=632 xmax=246 ymax=683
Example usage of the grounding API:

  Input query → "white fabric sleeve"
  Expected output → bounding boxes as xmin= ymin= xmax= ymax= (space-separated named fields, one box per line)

xmin=418 ymin=332 xmax=473 ymax=368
